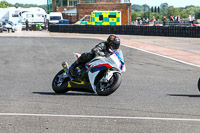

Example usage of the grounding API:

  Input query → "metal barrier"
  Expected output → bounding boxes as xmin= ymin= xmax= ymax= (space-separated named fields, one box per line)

xmin=49 ymin=25 xmax=200 ymax=37
xmin=78 ymin=0 xmax=130 ymax=3
xmin=133 ymin=21 xmax=192 ymax=27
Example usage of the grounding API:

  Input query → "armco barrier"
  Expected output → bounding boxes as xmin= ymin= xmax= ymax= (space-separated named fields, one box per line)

xmin=49 ymin=25 xmax=200 ymax=37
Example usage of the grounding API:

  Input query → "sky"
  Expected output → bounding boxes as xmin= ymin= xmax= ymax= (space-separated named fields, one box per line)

xmin=2 ymin=0 xmax=200 ymax=7
xmin=130 ymin=0 xmax=200 ymax=7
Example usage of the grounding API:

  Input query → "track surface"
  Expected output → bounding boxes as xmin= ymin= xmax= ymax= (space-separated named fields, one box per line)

xmin=0 ymin=37 xmax=200 ymax=133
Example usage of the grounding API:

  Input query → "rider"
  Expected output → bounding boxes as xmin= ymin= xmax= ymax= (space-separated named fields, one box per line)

xmin=69 ymin=35 xmax=121 ymax=76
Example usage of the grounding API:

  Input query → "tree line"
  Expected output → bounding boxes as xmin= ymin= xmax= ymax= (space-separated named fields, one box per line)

xmin=0 ymin=0 xmax=47 ymax=12
xmin=132 ymin=3 xmax=200 ymax=21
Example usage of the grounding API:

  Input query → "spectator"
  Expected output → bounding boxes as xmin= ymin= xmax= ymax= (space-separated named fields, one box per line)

xmin=192 ymin=15 xmax=195 ymax=24
xmin=25 ymin=19 xmax=29 ymax=31
xmin=174 ymin=16 xmax=178 ymax=21
xmin=156 ymin=16 xmax=159 ymax=21
xmin=188 ymin=14 xmax=193 ymax=25
xmin=152 ymin=16 xmax=156 ymax=25
xmin=44 ymin=18 xmax=46 ymax=30
xmin=170 ymin=16 xmax=174 ymax=22
xmin=162 ymin=16 xmax=166 ymax=21
xmin=145 ymin=18 xmax=149 ymax=23
xmin=135 ymin=19 xmax=138 ymax=25
xmin=136 ymin=17 xmax=142 ymax=25
xmin=142 ymin=17 xmax=145 ymax=22
xmin=178 ymin=16 xmax=181 ymax=24
xmin=5 ymin=22 xmax=12 ymax=33
xmin=162 ymin=16 xmax=167 ymax=26
xmin=139 ymin=18 xmax=143 ymax=25
xmin=152 ymin=16 xmax=155 ymax=22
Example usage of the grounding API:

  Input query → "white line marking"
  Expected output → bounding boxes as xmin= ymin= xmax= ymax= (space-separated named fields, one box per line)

xmin=1 ymin=113 xmax=200 ymax=122
xmin=121 ymin=43 xmax=200 ymax=68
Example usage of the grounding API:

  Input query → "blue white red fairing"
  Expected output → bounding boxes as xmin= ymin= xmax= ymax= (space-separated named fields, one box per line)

xmin=86 ymin=49 xmax=126 ymax=73
xmin=73 ymin=49 xmax=126 ymax=93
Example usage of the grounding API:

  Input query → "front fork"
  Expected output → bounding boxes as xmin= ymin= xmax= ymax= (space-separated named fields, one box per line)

xmin=62 ymin=62 xmax=69 ymax=73
xmin=100 ymin=70 xmax=119 ymax=83
xmin=62 ymin=62 xmax=74 ymax=80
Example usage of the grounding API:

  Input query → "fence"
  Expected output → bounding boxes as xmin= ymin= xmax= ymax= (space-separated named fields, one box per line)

xmin=132 ymin=21 xmax=193 ymax=27
xmin=78 ymin=0 xmax=130 ymax=3
xmin=49 ymin=25 xmax=200 ymax=37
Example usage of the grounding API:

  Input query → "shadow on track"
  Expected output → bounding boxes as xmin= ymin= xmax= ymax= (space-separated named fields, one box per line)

xmin=167 ymin=94 xmax=200 ymax=98
xmin=32 ymin=92 xmax=97 ymax=96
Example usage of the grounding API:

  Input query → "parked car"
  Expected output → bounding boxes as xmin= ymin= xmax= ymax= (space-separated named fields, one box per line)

xmin=56 ymin=19 xmax=70 ymax=25
xmin=49 ymin=12 xmax=63 ymax=24
xmin=2 ymin=21 xmax=15 ymax=32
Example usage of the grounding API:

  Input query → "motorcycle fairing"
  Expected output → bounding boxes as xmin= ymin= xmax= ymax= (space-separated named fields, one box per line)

xmin=86 ymin=54 xmax=120 ymax=73
xmin=86 ymin=63 xmax=112 ymax=73
xmin=86 ymin=50 xmax=124 ymax=93
xmin=88 ymin=71 xmax=99 ymax=93
xmin=112 ymin=49 xmax=125 ymax=71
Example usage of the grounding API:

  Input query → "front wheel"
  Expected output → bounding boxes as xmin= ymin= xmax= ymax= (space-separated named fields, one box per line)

xmin=96 ymin=73 xmax=122 ymax=96
xmin=198 ymin=78 xmax=200 ymax=92
xmin=52 ymin=69 xmax=70 ymax=93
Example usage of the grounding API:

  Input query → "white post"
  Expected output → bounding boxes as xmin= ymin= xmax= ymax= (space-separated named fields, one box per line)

xmin=127 ymin=4 xmax=129 ymax=25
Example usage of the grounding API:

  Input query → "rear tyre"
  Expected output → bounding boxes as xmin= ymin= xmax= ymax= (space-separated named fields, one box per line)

xmin=52 ymin=69 xmax=70 ymax=93
xmin=96 ymin=73 xmax=121 ymax=96
xmin=198 ymin=78 xmax=200 ymax=92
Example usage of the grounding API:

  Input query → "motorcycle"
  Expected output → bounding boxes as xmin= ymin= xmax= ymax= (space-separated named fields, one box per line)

xmin=52 ymin=49 xmax=126 ymax=96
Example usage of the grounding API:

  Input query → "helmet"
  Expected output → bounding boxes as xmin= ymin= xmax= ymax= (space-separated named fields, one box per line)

xmin=107 ymin=35 xmax=120 ymax=49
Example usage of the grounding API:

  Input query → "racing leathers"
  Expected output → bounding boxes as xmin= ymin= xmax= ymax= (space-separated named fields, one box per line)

xmin=69 ymin=41 xmax=113 ymax=76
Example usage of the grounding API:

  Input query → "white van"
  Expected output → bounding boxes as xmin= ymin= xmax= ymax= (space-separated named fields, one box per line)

xmin=0 ymin=7 xmax=47 ymax=25
xmin=49 ymin=12 xmax=63 ymax=24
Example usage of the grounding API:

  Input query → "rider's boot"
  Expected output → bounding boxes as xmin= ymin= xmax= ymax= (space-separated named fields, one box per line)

xmin=69 ymin=61 xmax=79 ymax=76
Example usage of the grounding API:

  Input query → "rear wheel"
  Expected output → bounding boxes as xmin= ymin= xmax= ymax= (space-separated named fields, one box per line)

xmin=198 ymin=78 xmax=200 ymax=92
xmin=96 ymin=73 xmax=121 ymax=96
xmin=52 ymin=70 xmax=70 ymax=93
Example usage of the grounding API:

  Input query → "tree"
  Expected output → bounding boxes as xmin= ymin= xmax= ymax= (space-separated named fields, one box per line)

xmin=180 ymin=10 xmax=189 ymax=19
xmin=132 ymin=4 xmax=143 ymax=12
xmin=196 ymin=12 xmax=200 ymax=19
xmin=131 ymin=3 xmax=200 ymax=20
xmin=160 ymin=3 xmax=168 ymax=16
xmin=0 ymin=1 xmax=47 ymax=12
xmin=179 ymin=6 xmax=200 ymax=19
xmin=131 ymin=11 xmax=142 ymax=21
xmin=149 ymin=12 xmax=162 ymax=21
xmin=142 ymin=4 xmax=150 ymax=18
xmin=168 ymin=6 xmax=180 ymax=17
xmin=0 ymin=1 xmax=12 ymax=8
xmin=13 ymin=3 xmax=47 ymax=12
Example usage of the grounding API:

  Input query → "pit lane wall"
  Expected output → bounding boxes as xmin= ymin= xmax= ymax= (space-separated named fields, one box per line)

xmin=49 ymin=25 xmax=200 ymax=37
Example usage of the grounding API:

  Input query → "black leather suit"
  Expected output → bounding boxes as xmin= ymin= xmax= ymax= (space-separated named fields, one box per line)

xmin=76 ymin=41 xmax=113 ymax=66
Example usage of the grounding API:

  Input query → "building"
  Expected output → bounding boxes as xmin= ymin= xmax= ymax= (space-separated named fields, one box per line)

xmin=48 ymin=0 xmax=131 ymax=24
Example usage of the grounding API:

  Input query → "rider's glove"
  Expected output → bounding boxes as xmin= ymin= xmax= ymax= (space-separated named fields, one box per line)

xmin=95 ymin=51 xmax=105 ymax=57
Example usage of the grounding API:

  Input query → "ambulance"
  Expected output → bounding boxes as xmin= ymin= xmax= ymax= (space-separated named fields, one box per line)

xmin=76 ymin=11 xmax=121 ymax=25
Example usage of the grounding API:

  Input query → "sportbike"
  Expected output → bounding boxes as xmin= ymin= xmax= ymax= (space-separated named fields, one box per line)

xmin=52 ymin=49 xmax=126 ymax=96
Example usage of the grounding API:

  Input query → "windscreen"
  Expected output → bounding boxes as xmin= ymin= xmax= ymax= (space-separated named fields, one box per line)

xmin=50 ymin=16 xmax=61 ymax=20
xmin=114 ymin=49 xmax=124 ymax=62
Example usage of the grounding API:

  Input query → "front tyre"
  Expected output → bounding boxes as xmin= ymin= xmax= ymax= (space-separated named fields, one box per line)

xmin=198 ymin=77 xmax=200 ymax=92
xmin=96 ymin=73 xmax=122 ymax=96
xmin=52 ymin=69 xmax=70 ymax=93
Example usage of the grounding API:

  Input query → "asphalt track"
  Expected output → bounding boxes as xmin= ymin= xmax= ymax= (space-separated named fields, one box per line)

xmin=0 ymin=36 xmax=200 ymax=133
